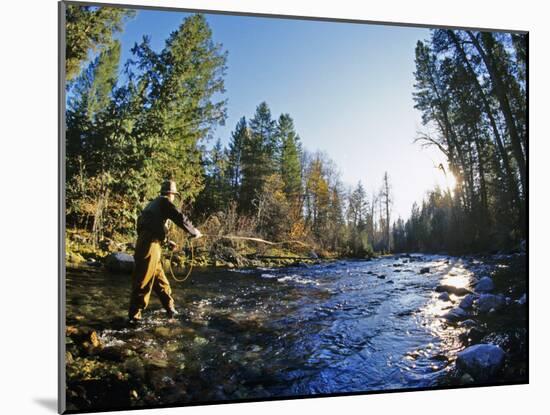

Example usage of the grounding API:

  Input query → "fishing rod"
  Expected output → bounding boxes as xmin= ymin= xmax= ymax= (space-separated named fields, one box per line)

xmin=165 ymin=233 xmax=312 ymax=283
xmin=201 ymin=234 xmax=311 ymax=247
xmin=167 ymin=196 xmax=313 ymax=282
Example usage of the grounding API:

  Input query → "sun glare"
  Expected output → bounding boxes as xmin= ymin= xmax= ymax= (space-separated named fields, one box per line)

xmin=445 ymin=172 xmax=457 ymax=191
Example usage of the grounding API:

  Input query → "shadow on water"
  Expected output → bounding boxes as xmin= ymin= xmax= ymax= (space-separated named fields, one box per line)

xmin=64 ymin=253 xmax=527 ymax=410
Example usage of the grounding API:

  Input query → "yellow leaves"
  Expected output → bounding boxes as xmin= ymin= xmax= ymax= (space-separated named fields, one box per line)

xmin=306 ymin=159 xmax=330 ymax=207
xmin=290 ymin=221 xmax=307 ymax=240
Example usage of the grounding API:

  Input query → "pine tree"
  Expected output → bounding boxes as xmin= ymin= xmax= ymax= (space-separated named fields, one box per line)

xmin=66 ymin=40 xmax=125 ymax=242
xmin=277 ymin=114 xmax=302 ymax=201
xmin=129 ymin=14 xmax=227 ymax=202
xmin=239 ymin=102 xmax=276 ymax=213
xmin=226 ymin=117 xmax=248 ymax=201
xmin=65 ymin=4 xmax=134 ymax=81
xmin=412 ymin=29 xmax=527 ymax=251
xmin=66 ymin=13 xmax=228 ymax=239
xmin=196 ymin=138 xmax=229 ymax=214
xmin=347 ymin=181 xmax=367 ymax=228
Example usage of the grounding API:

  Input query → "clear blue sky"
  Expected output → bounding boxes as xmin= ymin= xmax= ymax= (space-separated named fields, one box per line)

xmin=115 ymin=8 xmax=449 ymax=221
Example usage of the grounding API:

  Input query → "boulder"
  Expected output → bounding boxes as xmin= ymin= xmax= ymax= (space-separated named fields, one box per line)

xmin=420 ymin=267 xmax=430 ymax=274
xmin=105 ymin=252 xmax=135 ymax=274
xmin=476 ymin=294 xmax=506 ymax=313
xmin=456 ymin=344 xmax=505 ymax=381
xmin=443 ymin=307 xmax=469 ymax=321
xmin=475 ymin=276 xmax=495 ymax=293
xmin=214 ymin=245 xmax=245 ymax=267
xmin=436 ymin=285 xmax=471 ymax=296
xmin=459 ymin=294 xmax=476 ymax=310
xmin=438 ymin=292 xmax=451 ymax=302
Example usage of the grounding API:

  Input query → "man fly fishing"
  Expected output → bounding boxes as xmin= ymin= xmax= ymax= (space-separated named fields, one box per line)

xmin=128 ymin=180 xmax=202 ymax=323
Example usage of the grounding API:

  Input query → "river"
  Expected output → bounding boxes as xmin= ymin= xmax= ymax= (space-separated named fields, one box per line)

xmin=65 ymin=253 xmax=527 ymax=410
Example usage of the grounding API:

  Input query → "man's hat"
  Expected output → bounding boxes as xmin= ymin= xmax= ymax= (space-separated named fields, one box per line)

xmin=160 ymin=180 xmax=180 ymax=196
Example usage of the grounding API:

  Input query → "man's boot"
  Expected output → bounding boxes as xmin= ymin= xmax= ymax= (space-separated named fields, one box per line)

xmin=128 ymin=308 xmax=143 ymax=323
xmin=166 ymin=307 xmax=179 ymax=318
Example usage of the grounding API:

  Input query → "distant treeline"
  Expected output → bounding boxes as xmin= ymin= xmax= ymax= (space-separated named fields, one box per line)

xmin=393 ymin=30 xmax=527 ymax=253
xmin=65 ymin=5 xmax=526 ymax=256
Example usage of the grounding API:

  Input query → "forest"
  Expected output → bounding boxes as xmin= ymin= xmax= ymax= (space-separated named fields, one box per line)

xmin=65 ymin=5 xmax=527 ymax=259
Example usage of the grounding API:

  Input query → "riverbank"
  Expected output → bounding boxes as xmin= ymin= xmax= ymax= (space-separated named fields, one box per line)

xmin=65 ymin=228 xmax=351 ymax=272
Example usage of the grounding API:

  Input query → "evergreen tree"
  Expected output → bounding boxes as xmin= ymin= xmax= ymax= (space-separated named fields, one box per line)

xmin=129 ymin=14 xmax=227 ymax=202
xmin=65 ymin=4 xmax=134 ymax=81
xmin=226 ymin=117 xmax=248 ymax=201
xmin=346 ymin=181 xmax=372 ymax=256
xmin=66 ymin=41 xmax=123 ymax=236
xmin=347 ymin=181 xmax=367 ymax=228
xmin=277 ymin=114 xmax=302 ymax=201
xmin=66 ymin=14 xmax=228 ymax=240
xmin=195 ymin=139 xmax=229 ymax=214
xmin=412 ymin=29 xmax=526 ymax=251
xmin=239 ymin=102 xmax=276 ymax=213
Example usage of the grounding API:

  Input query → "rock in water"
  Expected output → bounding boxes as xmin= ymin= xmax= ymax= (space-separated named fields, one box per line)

xmin=105 ymin=252 xmax=135 ymax=273
xmin=456 ymin=344 xmax=505 ymax=381
xmin=438 ymin=292 xmax=451 ymax=301
xmin=459 ymin=294 xmax=476 ymax=310
xmin=475 ymin=276 xmax=495 ymax=293
xmin=477 ymin=294 xmax=506 ymax=313
xmin=420 ymin=267 xmax=430 ymax=274
xmin=443 ymin=307 xmax=469 ymax=321
xmin=436 ymin=285 xmax=471 ymax=296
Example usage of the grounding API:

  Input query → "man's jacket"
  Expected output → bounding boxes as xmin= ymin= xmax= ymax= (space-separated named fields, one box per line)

xmin=137 ymin=196 xmax=199 ymax=242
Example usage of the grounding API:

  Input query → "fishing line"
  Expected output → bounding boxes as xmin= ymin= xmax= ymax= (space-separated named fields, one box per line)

xmin=167 ymin=237 xmax=195 ymax=283
xmin=165 ymin=233 xmax=311 ymax=284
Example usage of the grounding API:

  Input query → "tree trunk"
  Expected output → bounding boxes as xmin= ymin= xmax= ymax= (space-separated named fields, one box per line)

xmin=467 ymin=31 xmax=527 ymax=199
xmin=425 ymin=58 xmax=472 ymax=211
xmin=447 ymin=30 xmax=521 ymax=208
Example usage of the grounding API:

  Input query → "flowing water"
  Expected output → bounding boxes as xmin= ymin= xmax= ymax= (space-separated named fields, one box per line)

xmin=65 ymin=254 xmax=527 ymax=409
